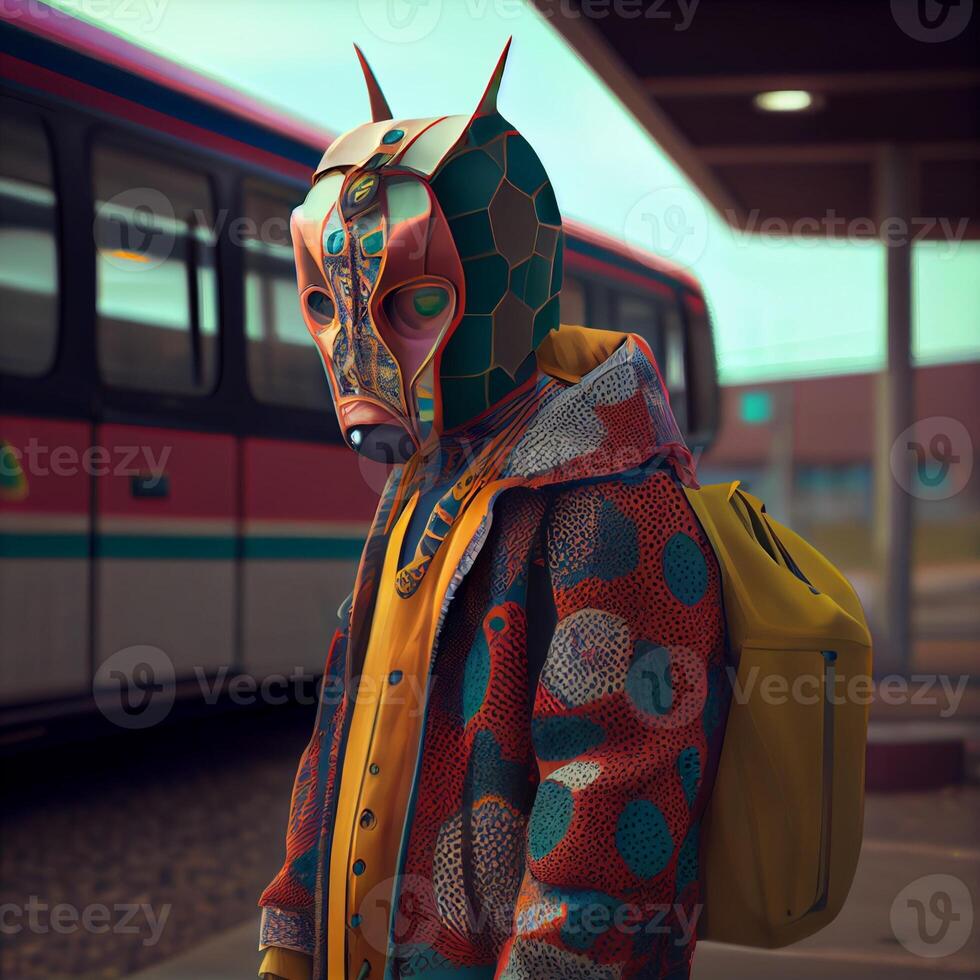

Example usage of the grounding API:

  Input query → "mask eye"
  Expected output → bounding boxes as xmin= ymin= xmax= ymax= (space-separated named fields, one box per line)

xmin=412 ymin=287 xmax=450 ymax=318
xmin=384 ymin=284 xmax=453 ymax=338
xmin=306 ymin=289 xmax=335 ymax=326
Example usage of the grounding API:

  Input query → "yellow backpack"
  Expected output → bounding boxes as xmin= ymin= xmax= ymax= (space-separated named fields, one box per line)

xmin=683 ymin=481 xmax=872 ymax=948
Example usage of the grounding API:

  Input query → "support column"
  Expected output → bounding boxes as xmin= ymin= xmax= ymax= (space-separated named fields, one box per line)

xmin=873 ymin=147 xmax=914 ymax=674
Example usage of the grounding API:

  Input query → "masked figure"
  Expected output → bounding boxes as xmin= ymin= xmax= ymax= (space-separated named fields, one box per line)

xmin=259 ymin=43 xmax=728 ymax=980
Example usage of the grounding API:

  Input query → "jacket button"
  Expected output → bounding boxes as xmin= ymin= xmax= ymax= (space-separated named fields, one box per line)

xmin=359 ymin=809 xmax=376 ymax=829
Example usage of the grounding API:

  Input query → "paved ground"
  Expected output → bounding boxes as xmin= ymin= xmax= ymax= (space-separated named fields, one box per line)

xmin=2 ymin=704 xmax=977 ymax=980
xmin=0 ymin=704 xmax=311 ymax=980
xmin=133 ymin=788 xmax=980 ymax=980
xmin=694 ymin=788 xmax=980 ymax=979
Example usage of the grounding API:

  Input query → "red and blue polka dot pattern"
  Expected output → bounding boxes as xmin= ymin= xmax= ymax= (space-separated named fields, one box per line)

xmin=498 ymin=471 xmax=726 ymax=979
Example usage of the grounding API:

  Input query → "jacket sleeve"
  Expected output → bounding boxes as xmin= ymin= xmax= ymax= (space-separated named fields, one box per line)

xmin=257 ymin=620 xmax=350 ymax=959
xmin=496 ymin=471 xmax=727 ymax=979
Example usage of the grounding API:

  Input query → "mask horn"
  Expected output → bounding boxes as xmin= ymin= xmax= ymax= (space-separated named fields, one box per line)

xmin=470 ymin=37 xmax=511 ymax=120
xmin=353 ymin=44 xmax=392 ymax=122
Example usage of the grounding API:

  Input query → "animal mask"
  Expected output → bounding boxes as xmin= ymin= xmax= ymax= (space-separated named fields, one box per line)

xmin=291 ymin=41 xmax=563 ymax=462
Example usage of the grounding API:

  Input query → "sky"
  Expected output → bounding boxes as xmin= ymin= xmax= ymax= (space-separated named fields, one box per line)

xmin=48 ymin=0 xmax=979 ymax=383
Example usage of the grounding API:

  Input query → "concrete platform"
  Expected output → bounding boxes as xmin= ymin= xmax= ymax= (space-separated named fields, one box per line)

xmin=866 ymin=719 xmax=980 ymax=791
xmin=127 ymin=790 xmax=980 ymax=980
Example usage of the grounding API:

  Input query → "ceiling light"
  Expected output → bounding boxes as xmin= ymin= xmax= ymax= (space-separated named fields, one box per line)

xmin=753 ymin=90 xmax=817 ymax=113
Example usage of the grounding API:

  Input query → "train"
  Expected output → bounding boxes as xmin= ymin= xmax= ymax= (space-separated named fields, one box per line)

xmin=0 ymin=1 xmax=719 ymax=726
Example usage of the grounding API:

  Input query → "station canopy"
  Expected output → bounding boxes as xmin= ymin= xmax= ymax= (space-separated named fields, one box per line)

xmin=536 ymin=0 xmax=979 ymax=240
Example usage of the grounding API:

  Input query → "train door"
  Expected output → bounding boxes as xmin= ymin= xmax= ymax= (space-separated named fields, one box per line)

xmin=0 ymin=103 xmax=93 ymax=705
xmin=90 ymin=141 xmax=236 ymax=679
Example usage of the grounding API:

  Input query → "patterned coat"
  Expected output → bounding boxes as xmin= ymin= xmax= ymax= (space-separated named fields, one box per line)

xmin=259 ymin=330 xmax=729 ymax=979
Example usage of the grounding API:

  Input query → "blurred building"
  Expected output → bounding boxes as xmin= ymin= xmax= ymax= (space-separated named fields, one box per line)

xmin=699 ymin=360 xmax=980 ymax=675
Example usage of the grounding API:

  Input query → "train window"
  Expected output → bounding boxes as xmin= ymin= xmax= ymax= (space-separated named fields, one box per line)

xmin=664 ymin=300 xmax=688 ymax=432
xmin=0 ymin=108 xmax=59 ymax=377
xmin=616 ymin=293 xmax=665 ymax=369
xmin=560 ymin=274 xmax=587 ymax=326
xmin=93 ymin=143 xmax=219 ymax=395
xmin=242 ymin=179 xmax=333 ymax=411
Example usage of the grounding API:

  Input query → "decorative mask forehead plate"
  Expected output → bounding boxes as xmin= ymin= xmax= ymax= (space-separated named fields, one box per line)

xmin=314 ymin=115 xmax=472 ymax=183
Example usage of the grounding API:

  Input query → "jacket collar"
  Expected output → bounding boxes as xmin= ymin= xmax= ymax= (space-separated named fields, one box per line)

xmin=503 ymin=325 xmax=697 ymax=488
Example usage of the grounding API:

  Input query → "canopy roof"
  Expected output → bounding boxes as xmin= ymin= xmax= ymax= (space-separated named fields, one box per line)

xmin=536 ymin=0 xmax=979 ymax=240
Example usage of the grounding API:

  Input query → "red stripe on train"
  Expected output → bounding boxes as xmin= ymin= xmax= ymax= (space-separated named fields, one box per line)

xmin=244 ymin=438 xmax=380 ymax=524
xmin=0 ymin=54 xmax=313 ymax=182
xmin=97 ymin=425 xmax=235 ymax=519
xmin=565 ymin=249 xmax=676 ymax=299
